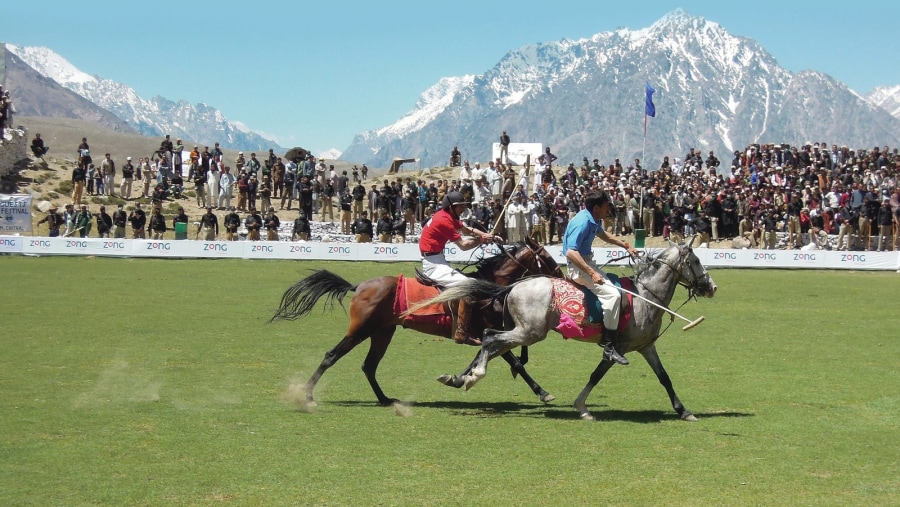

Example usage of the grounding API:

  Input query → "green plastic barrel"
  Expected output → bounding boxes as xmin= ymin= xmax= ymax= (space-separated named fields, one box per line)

xmin=174 ymin=221 xmax=188 ymax=240
xmin=633 ymin=229 xmax=646 ymax=249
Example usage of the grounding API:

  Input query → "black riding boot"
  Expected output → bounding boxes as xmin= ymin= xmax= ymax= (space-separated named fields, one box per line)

xmin=600 ymin=328 xmax=629 ymax=365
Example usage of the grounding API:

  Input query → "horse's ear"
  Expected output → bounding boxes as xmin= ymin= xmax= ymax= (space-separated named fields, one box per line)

xmin=687 ymin=235 xmax=697 ymax=249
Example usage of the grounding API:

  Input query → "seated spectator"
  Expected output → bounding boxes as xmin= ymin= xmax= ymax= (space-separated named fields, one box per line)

xmin=170 ymin=173 xmax=184 ymax=198
xmin=31 ymin=133 xmax=49 ymax=157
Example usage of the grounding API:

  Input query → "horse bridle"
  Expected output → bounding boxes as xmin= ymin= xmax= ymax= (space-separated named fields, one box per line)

xmin=655 ymin=245 xmax=711 ymax=299
xmin=500 ymin=242 xmax=559 ymax=279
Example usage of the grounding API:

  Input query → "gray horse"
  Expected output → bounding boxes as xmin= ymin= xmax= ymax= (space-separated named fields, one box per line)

xmin=410 ymin=242 xmax=717 ymax=421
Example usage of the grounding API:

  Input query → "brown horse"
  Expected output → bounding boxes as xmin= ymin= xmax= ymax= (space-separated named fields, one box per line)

xmin=271 ymin=237 xmax=563 ymax=407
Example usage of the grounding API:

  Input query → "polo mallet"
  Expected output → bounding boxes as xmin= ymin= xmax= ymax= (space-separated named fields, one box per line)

xmin=615 ymin=285 xmax=705 ymax=331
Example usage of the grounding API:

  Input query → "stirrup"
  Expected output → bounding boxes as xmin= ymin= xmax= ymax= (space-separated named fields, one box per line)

xmin=601 ymin=341 xmax=629 ymax=365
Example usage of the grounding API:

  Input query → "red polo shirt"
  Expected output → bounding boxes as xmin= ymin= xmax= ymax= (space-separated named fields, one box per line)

xmin=419 ymin=208 xmax=461 ymax=253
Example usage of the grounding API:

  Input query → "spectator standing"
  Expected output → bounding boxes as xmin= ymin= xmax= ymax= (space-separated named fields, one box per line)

xmin=499 ymin=130 xmax=510 ymax=164
xmin=208 ymin=160 xmax=221 ymax=206
xmin=96 ymin=206 xmax=112 ymax=238
xmin=376 ymin=210 xmax=393 ymax=243
xmin=120 ymin=157 xmax=135 ymax=199
xmin=71 ymin=163 xmax=86 ymax=205
xmin=197 ymin=206 xmax=218 ymax=241
xmin=876 ymin=198 xmax=894 ymax=251
xmin=264 ymin=207 xmax=280 ymax=241
xmin=36 ymin=205 xmax=63 ymax=237
xmin=101 ymin=153 xmax=116 ymax=197
xmin=259 ymin=175 xmax=273 ymax=212
xmin=73 ymin=205 xmax=92 ymax=238
xmin=224 ymin=207 xmax=241 ymax=241
xmin=149 ymin=207 xmax=167 ymax=239
xmin=352 ymin=210 xmax=374 ymax=242
xmin=112 ymin=204 xmax=127 ymax=238
xmin=340 ymin=192 xmax=353 ymax=234
xmin=292 ymin=211 xmax=311 ymax=241
xmin=245 ymin=208 xmax=262 ymax=241
xmin=129 ymin=204 xmax=146 ymax=239
xmin=321 ymin=181 xmax=335 ymax=222
xmin=218 ymin=166 xmax=236 ymax=210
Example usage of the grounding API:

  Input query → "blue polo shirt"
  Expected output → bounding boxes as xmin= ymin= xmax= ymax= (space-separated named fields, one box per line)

xmin=563 ymin=208 xmax=603 ymax=257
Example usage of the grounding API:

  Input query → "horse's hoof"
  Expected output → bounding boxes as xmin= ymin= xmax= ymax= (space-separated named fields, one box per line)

xmin=682 ymin=413 xmax=698 ymax=422
xmin=540 ymin=393 xmax=556 ymax=403
xmin=580 ymin=413 xmax=595 ymax=421
xmin=300 ymin=400 xmax=317 ymax=413
xmin=437 ymin=374 xmax=453 ymax=386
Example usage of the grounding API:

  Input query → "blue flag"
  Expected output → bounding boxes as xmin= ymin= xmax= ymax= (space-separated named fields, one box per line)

xmin=645 ymin=82 xmax=656 ymax=118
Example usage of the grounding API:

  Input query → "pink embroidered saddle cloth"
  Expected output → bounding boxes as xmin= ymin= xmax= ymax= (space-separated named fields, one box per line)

xmin=549 ymin=277 xmax=635 ymax=343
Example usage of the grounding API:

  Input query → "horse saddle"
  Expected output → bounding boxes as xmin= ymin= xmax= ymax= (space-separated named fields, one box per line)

xmin=550 ymin=276 xmax=635 ymax=343
xmin=393 ymin=275 xmax=453 ymax=333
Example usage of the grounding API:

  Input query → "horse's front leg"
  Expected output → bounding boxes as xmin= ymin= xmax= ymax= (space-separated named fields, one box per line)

xmin=639 ymin=344 xmax=696 ymax=421
xmin=574 ymin=358 xmax=615 ymax=421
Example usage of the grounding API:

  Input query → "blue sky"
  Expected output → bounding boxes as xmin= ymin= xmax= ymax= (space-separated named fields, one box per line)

xmin=4 ymin=1 xmax=899 ymax=155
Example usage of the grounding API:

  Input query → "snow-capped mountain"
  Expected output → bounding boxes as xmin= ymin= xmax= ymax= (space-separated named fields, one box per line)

xmin=317 ymin=148 xmax=343 ymax=160
xmin=865 ymin=86 xmax=900 ymax=118
xmin=6 ymin=44 xmax=280 ymax=152
xmin=342 ymin=10 xmax=900 ymax=168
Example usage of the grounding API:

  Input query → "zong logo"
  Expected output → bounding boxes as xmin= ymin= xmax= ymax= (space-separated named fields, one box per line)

xmin=792 ymin=253 xmax=816 ymax=261
xmin=251 ymin=245 xmax=273 ymax=253
xmin=146 ymin=242 xmax=171 ymax=250
xmin=374 ymin=246 xmax=398 ymax=255
xmin=102 ymin=241 xmax=125 ymax=249
xmin=29 ymin=239 xmax=51 ymax=248
xmin=753 ymin=253 xmax=777 ymax=261
xmin=290 ymin=245 xmax=312 ymax=253
xmin=841 ymin=254 xmax=866 ymax=263
xmin=1 ymin=238 xmax=18 ymax=247
xmin=713 ymin=252 xmax=736 ymax=260
xmin=66 ymin=240 xmax=87 ymax=248
xmin=204 ymin=243 xmax=228 ymax=252
xmin=328 ymin=246 xmax=351 ymax=254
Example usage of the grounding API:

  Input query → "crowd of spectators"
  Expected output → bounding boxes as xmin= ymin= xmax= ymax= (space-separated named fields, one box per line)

xmin=446 ymin=142 xmax=900 ymax=252
xmin=44 ymin=133 xmax=900 ymax=251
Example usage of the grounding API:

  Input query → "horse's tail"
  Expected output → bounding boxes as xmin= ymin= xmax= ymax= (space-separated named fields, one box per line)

xmin=402 ymin=279 xmax=511 ymax=319
xmin=270 ymin=270 xmax=356 ymax=322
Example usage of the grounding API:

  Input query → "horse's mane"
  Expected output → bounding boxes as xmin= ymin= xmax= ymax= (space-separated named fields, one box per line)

xmin=468 ymin=242 xmax=525 ymax=279
xmin=632 ymin=248 xmax=667 ymax=279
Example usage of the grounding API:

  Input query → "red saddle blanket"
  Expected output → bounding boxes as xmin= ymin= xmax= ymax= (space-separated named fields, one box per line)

xmin=393 ymin=275 xmax=452 ymax=329
xmin=550 ymin=278 xmax=635 ymax=343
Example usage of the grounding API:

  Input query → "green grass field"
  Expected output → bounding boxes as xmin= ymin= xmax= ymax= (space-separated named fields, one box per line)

xmin=1 ymin=257 xmax=897 ymax=506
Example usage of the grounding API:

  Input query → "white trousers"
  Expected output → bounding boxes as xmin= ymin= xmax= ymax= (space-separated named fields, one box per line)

xmin=567 ymin=257 xmax=622 ymax=330
xmin=422 ymin=255 xmax=469 ymax=286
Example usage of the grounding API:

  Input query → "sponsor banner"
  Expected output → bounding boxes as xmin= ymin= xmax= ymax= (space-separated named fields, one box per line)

xmin=132 ymin=239 xmax=180 ymax=257
xmin=317 ymin=243 xmax=358 ymax=260
xmin=0 ymin=194 xmax=33 ymax=233
xmin=7 ymin=236 xmax=899 ymax=269
xmin=175 ymin=240 xmax=245 ymax=259
xmin=357 ymin=243 xmax=419 ymax=262
xmin=281 ymin=242 xmax=318 ymax=259
xmin=21 ymin=237 xmax=128 ymax=256
xmin=0 ymin=235 xmax=23 ymax=253
xmin=823 ymin=251 xmax=895 ymax=270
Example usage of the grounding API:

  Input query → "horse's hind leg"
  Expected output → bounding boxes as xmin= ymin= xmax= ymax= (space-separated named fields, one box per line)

xmin=574 ymin=359 xmax=615 ymax=421
xmin=361 ymin=327 xmax=398 ymax=406
xmin=437 ymin=351 xmax=555 ymax=403
xmin=501 ymin=352 xmax=555 ymax=403
xmin=306 ymin=334 xmax=366 ymax=407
